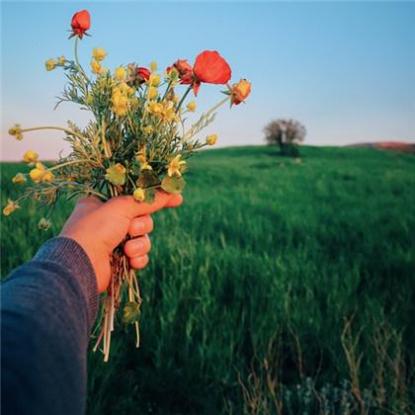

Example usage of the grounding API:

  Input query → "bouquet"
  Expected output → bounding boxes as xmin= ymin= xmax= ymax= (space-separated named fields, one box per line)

xmin=4 ymin=9 xmax=251 ymax=361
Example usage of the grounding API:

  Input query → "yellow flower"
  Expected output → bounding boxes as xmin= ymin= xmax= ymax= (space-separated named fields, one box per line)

xmin=206 ymin=134 xmax=218 ymax=145
xmin=136 ymin=149 xmax=153 ymax=171
xmin=12 ymin=173 xmax=26 ymax=185
xmin=29 ymin=162 xmax=46 ymax=183
xmin=45 ymin=58 xmax=57 ymax=71
xmin=91 ymin=59 xmax=105 ymax=75
xmin=150 ymin=61 xmax=158 ymax=72
xmin=23 ymin=150 xmax=39 ymax=163
xmin=143 ymin=126 xmax=153 ymax=135
xmin=38 ymin=218 xmax=52 ymax=231
xmin=186 ymin=101 xmax=197 ymax=112
xmin=148 ymin=73 xmax=161 ymax=87
xmin=58 ymin=56 xmax=66 ymax=65
xmin=92 ymin=47 xmax=107 ymax=61
xmin=114 ymin=66 xmax=126 ymax=81
xmin=3 ymin=199 xmax=20 ymax=216
xmin=148 ymin=102 xmax=163 ymax=115
xmin=105 ymin=163 xmax=126 ymax=185
xmin=42 ymin=171 xmax=55 ymax=183
xmin=148 ymin=86 xmax=158 ymax=100
xmin=133 ymin=188 xmax=146 ymax=202
xmin=9 ymin=124 xmax=23 ymax=140
xmin=168 ymin=155 xmax=186 ymax=177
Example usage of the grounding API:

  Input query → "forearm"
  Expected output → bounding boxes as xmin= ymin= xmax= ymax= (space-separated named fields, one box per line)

xmin=1 ymin=237 xmax=98 ymax=415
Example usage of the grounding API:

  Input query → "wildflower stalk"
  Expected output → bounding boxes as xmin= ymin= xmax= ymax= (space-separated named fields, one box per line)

xmin=176 ymin=85 xmax=192 ymax=112
xmin=20 ymin=126 xmax=87 ymax=141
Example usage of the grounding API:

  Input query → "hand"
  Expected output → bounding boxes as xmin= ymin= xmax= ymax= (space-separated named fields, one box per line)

xmin=60 ymin=191 xmax=183 ymax=293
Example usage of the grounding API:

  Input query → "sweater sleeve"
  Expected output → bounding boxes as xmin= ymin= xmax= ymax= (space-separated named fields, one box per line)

xmin=1 ymin=237 xmax=99 ymax=415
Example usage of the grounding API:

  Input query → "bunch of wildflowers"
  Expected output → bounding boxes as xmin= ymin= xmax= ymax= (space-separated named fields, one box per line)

xmin=5 ymin=9 xmax=251 ymax=360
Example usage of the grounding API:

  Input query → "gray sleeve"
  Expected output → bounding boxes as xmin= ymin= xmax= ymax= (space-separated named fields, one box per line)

xmin=1 ymin=237 xmax=99 ymax=415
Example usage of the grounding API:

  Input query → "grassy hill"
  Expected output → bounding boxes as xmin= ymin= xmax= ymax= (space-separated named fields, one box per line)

xmin=1 ymin=146 xmax=415 ymax=414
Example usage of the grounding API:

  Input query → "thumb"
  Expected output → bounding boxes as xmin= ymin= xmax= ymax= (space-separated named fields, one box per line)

xmin=73 ymin=196 xmax=104 ymax=215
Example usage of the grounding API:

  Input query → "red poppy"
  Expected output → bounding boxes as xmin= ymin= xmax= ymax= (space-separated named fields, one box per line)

xmin=136 ymin=67 xmax=151 ymax=82
xmin=193 ymin=51 xmax=231 ymax=84
xmin=70 ymin=10 xmax=90 ymax=39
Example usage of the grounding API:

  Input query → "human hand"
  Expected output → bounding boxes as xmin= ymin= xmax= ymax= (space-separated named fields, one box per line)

xmin=60 ymin=191 xmax=183 ymax=293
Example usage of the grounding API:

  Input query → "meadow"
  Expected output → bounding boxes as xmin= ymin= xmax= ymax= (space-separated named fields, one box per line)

xmin=1 ymin=145 xmax=415 ymax=414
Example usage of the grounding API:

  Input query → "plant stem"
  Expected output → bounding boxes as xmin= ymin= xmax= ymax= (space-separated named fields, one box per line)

xmin=21 ymin=126 xmax=87 ymax=141
xmin=176 ymin=85 xmax=192 ymax=112
xmin=48 ymin=159 xmax=92 ymax=171
xmin=74 ymin=37 xmax=88 ymax=80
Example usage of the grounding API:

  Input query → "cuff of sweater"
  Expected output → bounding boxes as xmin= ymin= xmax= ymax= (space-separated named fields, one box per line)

xmin=33 ymin=236 xmax=99 ymax=329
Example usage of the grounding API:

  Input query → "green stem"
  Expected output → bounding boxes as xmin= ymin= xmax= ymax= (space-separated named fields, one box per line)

xmin=74 ymin=37 xmax=88 ymax=81
xmin=21 ymin=126 xmax=87 ymax=141
xmin=49 ymin=159 xmax=91 ymax=171
xmin=176 ymin=85 xmax=192 ymax=112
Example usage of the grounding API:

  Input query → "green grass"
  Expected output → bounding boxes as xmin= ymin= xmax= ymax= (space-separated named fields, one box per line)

xmin=2 ymin=145 xmax=415 ymax=414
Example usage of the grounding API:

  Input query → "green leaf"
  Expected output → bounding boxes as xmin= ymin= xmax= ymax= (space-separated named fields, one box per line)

xmin=161 ymin=176 xmax=185 ymax=194
xmin=122 ymin=301 xmax=141 ymax=325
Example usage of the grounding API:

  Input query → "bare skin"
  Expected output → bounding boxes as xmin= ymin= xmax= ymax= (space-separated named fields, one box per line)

xmin=60 ymin=191 xmax=183 ymax=293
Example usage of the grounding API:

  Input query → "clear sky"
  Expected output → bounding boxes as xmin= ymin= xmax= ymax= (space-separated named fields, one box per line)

xmin=1 ymin=1 xmax=414 ymax=160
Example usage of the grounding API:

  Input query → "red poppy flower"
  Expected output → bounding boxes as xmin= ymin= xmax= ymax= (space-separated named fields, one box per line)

xmin=70 ymin=10 xmax=90 ymax=39
xmin=193 ymin=51 xmax=231 ymax=84
xmin=136 ymin=67 xmax=151 ymax=82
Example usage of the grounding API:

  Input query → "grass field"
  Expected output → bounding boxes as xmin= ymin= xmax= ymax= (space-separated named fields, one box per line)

xmin=1 ymin=145 xmax=415 ymax=414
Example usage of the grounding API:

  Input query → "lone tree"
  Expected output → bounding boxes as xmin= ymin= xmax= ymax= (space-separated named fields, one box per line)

xmin=264 ymin=118 xmax=306 ymax=156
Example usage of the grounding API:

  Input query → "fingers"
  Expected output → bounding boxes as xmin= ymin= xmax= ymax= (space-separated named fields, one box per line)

xmin=128 ymin=215 xmax=153 ymax=237
xmin=165 ymin=194 xmax=183 ymax=208
xmin=124 ymin=235 xmax=151 ymax=258
xmin=129 ymin=255 xmax=149 ymax=270
xmin=102 ymin=191 xmax=179 ymax=219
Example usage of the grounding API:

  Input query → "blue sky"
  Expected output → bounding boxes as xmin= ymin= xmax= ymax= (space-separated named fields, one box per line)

xmin=1 ymin=1 xmax=414 ymax=160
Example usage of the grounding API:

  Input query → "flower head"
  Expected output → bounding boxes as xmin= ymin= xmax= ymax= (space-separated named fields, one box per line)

xmin=45 ymin=59 xmax=57 ymax=71
xmin=12 ymin=173 xmax=26 ymax=185
xmin=168 ymin=59 xmax=193 ymax=83
xmin=186 ymin=101 xmax=197 ymax=112
xmin=23 ymin=150 xmax=39 ymax=164
xmin=206 ymin=134 xmax=218 ymax=145
xmin=58 ymin=56 xmax=66 ymax=65
xmin=137 ymin=67 xmax=151 ymax=83
xmin=150 ymin=61 xmax=158 ymax=72
xmin=168 ymin=155 xmax=186 ymax=177
xmin=91 ymin=59 xmax=105 ymax=75
xmin=92 ymin=47 xmax=107 ymax=62
xmin=70 ymin=10 xmax=91 ymax=39
xmin=147 ymin=86 xmax=158 ymax=100
xmin=148 ymin=73 xmax=161 ymax=87
xmin=194 ymin=50 xmax=231 ymax=85
xmin=114 ymin=66 xmax=126 ymax=81
xmin=29 ymin=162 xmax=47 ymax=183
xmin=3 ymin=199 xmax=20 ymax=216
xmin=105 ymin=163 xmax=126 ymax=185
xmin=9 ymin=124 xmax=23 ymax=141
xmin=133 ymin=188 xmax=146 ymax=202
xmin=231 ymin=79 xmax=251 ymax=105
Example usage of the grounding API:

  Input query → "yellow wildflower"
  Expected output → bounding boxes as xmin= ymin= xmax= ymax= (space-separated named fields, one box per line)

xmin=133 ymin=188 xmax=146 ymax=202
xmin=58 ymin=56 xmax=66 ymax=65
xmin=136 ymin=149 xmax=152 ymax=171
xmin=186 ymin=101 xmax=197 ymax=112
xmin=114 ymin=66 xmax=126 ymax=81
xmin=3 ymin=199 xmax=20 ymax=216
xmin=91 ymin=59 xmax=105 ymax=75
xmin=42 ymin=171 xmax=55 ymax=183
xmin=168 ymin=155 xmax=186 ymax=177
xmin=105 ymin=163 xmax=126 ymax=185
xmin=29 ymin=162 xmax=45 ymax=182
xmin=206 ymin=134 xmax=218 ymax=145
xmin=23 ymin=150 xmax=39 ymax=164
xmin=112 ymin=93 xmax=129 ymax=116
xmin=92 ymin=47 xmax=107 ymax=61
xmin=38 ymin=218 xmax=52 ymax=231
xmin=148 ymin=86 xmax=158 ymax=100
xmin=150 ymin=61 xmax=158 ymax=72
xmin=143 ymin=126 xmax=153 ymax=135
xmin=12 ymin=173 xmax=26 ymax=185
xmin=148 ymin=102 xmax=163 ymax=115
xmin=148 ymin=73 xmax=161 ymax=87
xmin=45 ymin=59 xmax=57 ymax=71
xmin=9 ymin=124 xmax=23 ymax=140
